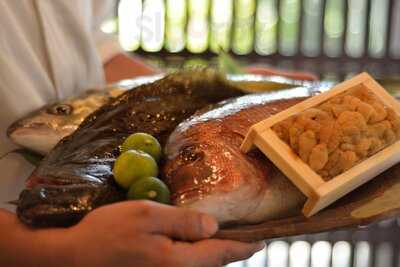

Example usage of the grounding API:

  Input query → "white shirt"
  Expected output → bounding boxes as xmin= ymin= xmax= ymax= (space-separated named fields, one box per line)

xmin=0 ymin=0 xmax=121 ymax=211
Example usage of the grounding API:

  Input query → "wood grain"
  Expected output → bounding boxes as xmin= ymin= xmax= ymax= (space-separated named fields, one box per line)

xmin=216 ymin=163 xmax=400 ymax=242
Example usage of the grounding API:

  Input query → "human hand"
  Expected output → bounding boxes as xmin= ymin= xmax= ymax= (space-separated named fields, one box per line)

xmin=65 ymin=201 xmax=264 ymax=267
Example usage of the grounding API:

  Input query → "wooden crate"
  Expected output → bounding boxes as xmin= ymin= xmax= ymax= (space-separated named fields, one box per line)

xmin=241 ymin=73 xmax=400 ymax=217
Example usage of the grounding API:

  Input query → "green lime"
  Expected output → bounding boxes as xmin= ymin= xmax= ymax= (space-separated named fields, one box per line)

xmin=127 ymin=177 xmax=170 ymax=204
xmin=113 ymin=150 xmax=158 ymax=189
xmin=121 ymin=133 xmax=162 ymax=162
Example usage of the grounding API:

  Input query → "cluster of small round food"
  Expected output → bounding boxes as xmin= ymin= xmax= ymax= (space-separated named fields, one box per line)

xmin=272 ymin=85 xmax=400 ymax=180
xmin=113 ymin=133 xmax=170 ymax=204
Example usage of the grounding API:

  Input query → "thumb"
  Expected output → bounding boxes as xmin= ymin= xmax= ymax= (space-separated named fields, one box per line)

xmin=137 ymin=201 xmax=218 ymax=241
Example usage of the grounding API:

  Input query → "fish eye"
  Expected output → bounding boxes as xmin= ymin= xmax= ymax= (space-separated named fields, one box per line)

xmin=181 ymin=146 xmax=204 ymax=163
xmin=47 ymin=104 xmax=73 ymax=116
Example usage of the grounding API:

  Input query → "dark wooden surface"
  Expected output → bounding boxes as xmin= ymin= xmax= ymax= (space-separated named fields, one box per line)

xmin=216 ymin=163 xmax=400 ymax=242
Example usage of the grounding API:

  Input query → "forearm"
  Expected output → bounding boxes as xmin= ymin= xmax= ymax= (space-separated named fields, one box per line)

xmin=104 ymin=53 xmax=161 ymax=83
xmin=0 ymin=210 xmax=70 ymax=267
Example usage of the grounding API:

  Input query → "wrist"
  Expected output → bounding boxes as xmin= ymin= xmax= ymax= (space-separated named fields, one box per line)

xmin=104 ymin=53 xmax=161 ymax=83
xmin=0 ymin=210 xmax=73 ymax=267
xmin=28 ymin=228 xmax=74 ymax=267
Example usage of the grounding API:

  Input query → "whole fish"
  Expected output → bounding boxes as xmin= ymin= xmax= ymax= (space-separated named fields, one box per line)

xmin=6 ymin=88 xmax=124 ymax=155
xmin=164 ymin=87 xmax=400 ymax=225
xmin=7 ymin=73 xmax=329 ymax=155
xmin=163 ymin=88 xmax=322 ymax=225
xmin=16 ymin=69 xmax=243 ymax=227
xmin=6 ymin=75 xmax=164 ymax=155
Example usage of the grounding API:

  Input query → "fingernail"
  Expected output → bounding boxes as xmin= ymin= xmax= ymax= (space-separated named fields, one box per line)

xmin=202 ymin=215 xmax=219 ymax=236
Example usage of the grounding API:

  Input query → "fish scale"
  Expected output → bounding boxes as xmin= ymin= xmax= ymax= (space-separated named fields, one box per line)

xmin=16 ymin=70 xmax=243 ymax=227
xmin=7 ymin=73 xmax=326 ymax=155
xmin=163 ymin=91 xmax=316 ymax=225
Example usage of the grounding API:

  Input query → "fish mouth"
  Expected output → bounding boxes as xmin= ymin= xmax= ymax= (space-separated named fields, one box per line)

xmin=17 ymin=182 xmax=125 ymax=227
xmin=7 ymin=121 xmax=52 ymax=140
xmin=7 ymin=123 xmax=62 ymax=155
xmin=6 ymin=103 xmax=54 ymax=138
xmin=6 ymin=119 xmax=24 ymax=138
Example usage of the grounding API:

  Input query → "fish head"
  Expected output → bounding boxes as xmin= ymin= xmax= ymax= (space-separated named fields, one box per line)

xmin=17 ymin=183 xmax=124 ymax=227
xmin=7 ymin=89 xmax=123 ymax=155
xmin=7 ymin=102 xmax=82 ymax=155
xmin=163 ymin=94 xmax=312 ymax=224
xmin=164 ymin=123 xmax=270 ymax=224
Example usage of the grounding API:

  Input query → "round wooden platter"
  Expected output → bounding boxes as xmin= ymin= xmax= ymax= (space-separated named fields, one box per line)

xmin=216 ymin=164 xmax=400 ymax=242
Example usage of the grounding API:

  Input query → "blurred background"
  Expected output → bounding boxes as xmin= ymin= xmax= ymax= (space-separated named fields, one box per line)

xmin=103 ymin=1 xmax=400 ymax=266
xmin=102 ymin=0 xmax=400 ymax=82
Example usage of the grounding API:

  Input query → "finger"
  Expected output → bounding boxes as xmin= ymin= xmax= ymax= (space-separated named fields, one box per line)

xmin=176 ymin=239 xmax=265 ymax=267
xmin=132 ymin=201 xmax=219 ymax=241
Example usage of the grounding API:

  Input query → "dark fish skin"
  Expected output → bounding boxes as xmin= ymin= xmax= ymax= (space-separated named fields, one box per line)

xmin=17 ymin=70 xmax=243 ymax=227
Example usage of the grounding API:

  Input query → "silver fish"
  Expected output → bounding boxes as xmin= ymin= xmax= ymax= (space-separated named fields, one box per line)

xmin=6 ymin=75 xmax=164 ymax=155
xmin=6 ymin=88 xmax=124 ymax=155
xmin=7 ymin=73 xmax=331 ymax=155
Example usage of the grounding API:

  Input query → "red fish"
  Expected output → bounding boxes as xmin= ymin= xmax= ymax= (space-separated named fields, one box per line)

xmin=163 ymin=89 xmax=319 ymax=225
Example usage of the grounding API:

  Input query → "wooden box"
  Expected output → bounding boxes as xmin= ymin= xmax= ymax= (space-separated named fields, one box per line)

xmin=241 ymin=73 xmax=400 ymax=217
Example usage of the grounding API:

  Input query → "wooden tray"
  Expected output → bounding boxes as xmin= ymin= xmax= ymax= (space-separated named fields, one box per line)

xmin=240 ymin=73 xmax=400 ymax=217
xmin=216 ymin=163 xmax=400 ymax=242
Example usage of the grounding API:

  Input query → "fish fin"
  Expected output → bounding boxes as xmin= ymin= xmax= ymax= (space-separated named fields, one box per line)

xmin=218 ymin=50 xmax=246 ymax=75
xmin=7 ymin=200 xmax=19 ymax=206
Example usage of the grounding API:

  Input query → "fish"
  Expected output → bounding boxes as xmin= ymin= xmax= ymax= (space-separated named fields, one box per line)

xmin=16 ymin=69 xmax=244 ymax=227
xmin=6 ymin=88 xmax=124 ymax=155
xmin=6 ymin=75 xmax=164 ymax=155
xmin=163 ymin=88 xmax=324 ymax=225
xmin=7 ymin=73 xmax=330 ymax=156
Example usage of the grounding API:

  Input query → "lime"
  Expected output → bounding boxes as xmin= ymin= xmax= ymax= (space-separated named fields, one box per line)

xmin=127 ymin=177 xmax=170 ymax=204
xmin=113 ymin=150 xmax=158 ymax=189
xmin=121 ymin=133 xmax=162 ymax=162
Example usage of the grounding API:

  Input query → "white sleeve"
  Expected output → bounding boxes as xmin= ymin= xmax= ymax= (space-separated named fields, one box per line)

xmin=91 ymin=0 xmax=123 ymax=64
